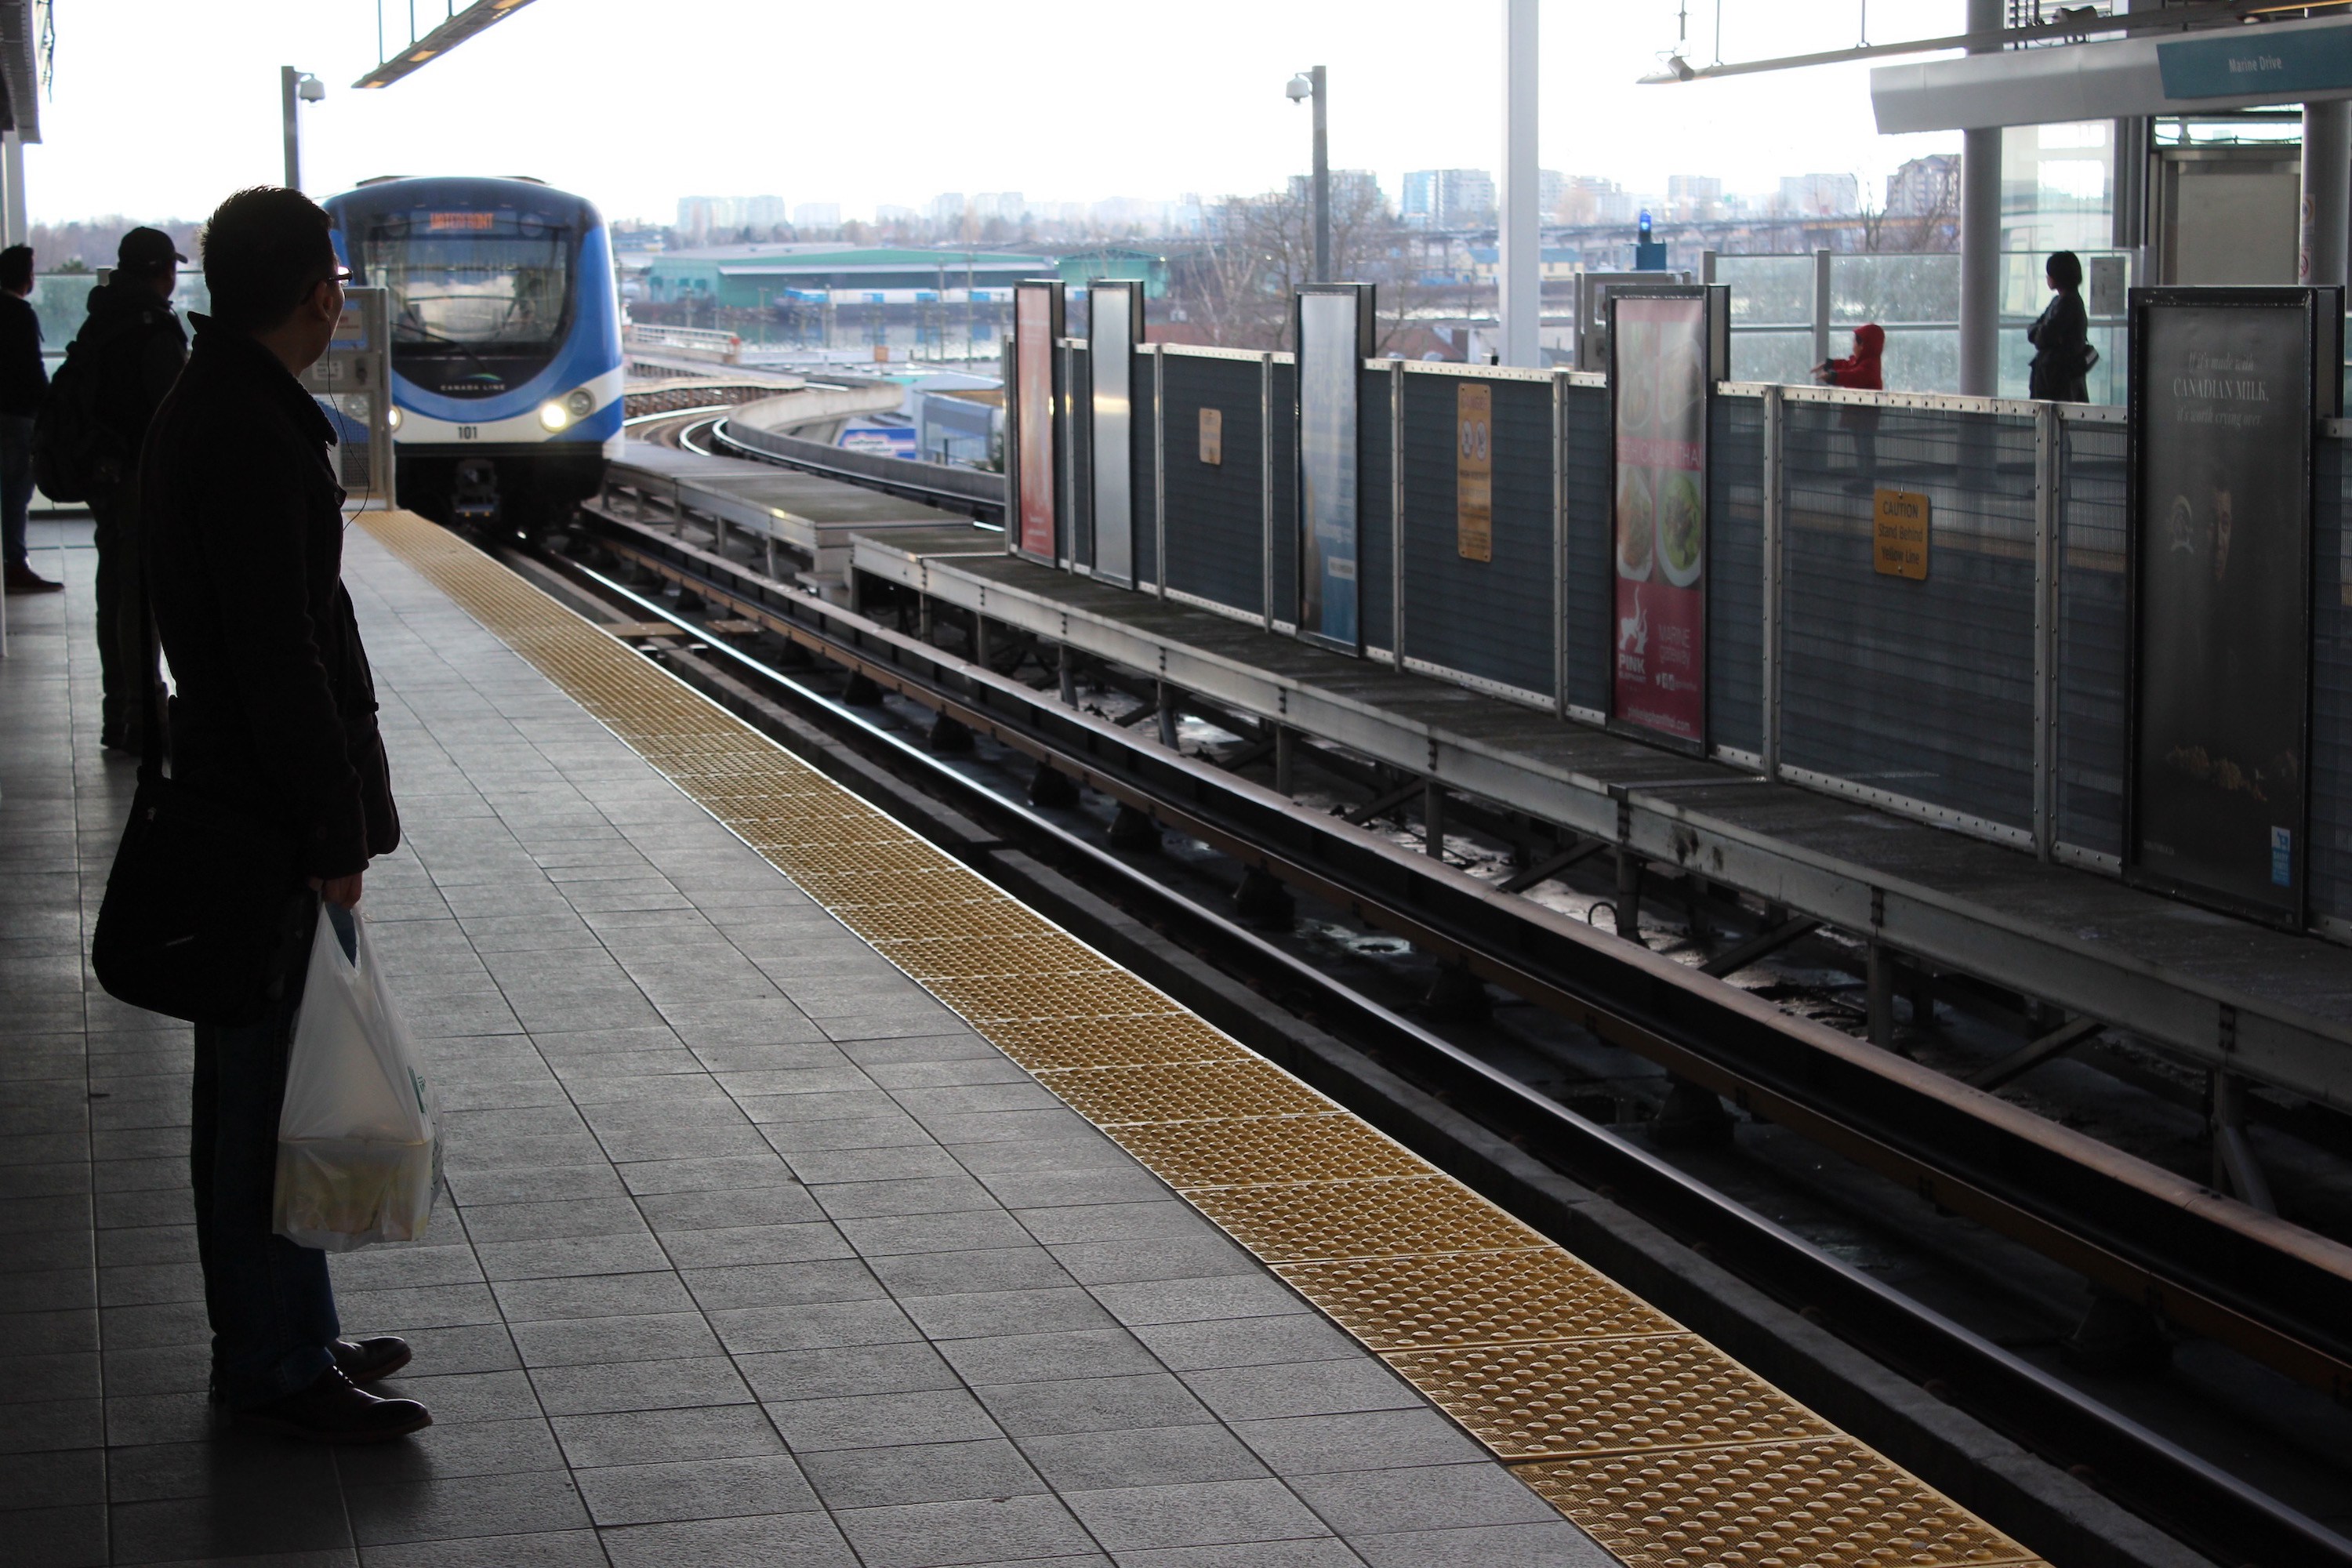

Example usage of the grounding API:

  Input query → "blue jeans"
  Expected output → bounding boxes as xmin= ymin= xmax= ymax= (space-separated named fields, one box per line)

xmin=191 ymin=902 xmax=353 ymax=1409
xmin=0 ymin=413 xmax=32 ymax=568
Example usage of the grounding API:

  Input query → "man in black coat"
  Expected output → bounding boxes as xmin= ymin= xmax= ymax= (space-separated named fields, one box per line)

xmin=82 ymin=227 xmax=189 ymax=750
xmin=0 ymin=243 xmax=57 ymax=594
xmin=142 ymin=187 xmax=426 ymax=1443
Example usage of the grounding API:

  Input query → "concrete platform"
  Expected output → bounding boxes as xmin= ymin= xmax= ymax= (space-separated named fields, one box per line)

xmin=0 ymin=519 xmax=1610 ymax=1566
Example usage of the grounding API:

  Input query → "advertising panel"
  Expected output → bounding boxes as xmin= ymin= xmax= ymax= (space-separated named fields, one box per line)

xmin=1088 ymin=281 xmax=1142 ymax=585
xmin=1456 ymin=383 xmax=1493 ymax=563
xmin=1012 ymin=281 xmax=1062 ymax=561
xmin=2129 ymin=289 xmax=2321 ymax=925
xmin=1296 ymin=285 xmax=1373 ymax=651
xmin=1610 ymin=292 xmax=1711 ymax=745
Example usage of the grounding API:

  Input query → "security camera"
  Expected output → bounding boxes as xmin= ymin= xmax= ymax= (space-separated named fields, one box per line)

xmin=1285 ymin=74 xmax=1312 ymax=102
xmin=297 ymin=72 xmax=325 ymax=102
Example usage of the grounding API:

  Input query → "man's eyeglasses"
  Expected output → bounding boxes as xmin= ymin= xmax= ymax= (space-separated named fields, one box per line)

xmin=325 ymin=267 xmax=354 ymax=288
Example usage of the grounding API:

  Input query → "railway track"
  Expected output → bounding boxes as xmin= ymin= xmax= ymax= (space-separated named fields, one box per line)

xmin=498 ymin=491 xmax=2352 ymax=1568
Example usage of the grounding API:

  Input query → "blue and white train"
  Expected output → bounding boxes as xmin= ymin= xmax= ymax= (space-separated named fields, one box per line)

xmin=325 ymin=175 xmax=623 ymax=535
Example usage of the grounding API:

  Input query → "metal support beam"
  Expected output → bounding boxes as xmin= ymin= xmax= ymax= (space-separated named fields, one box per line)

xmin=1308 ymin=65 xmax=1330 ymax=284
xmin=2302 ymin=96 xmax=2351 ymax=291
xmin=2212 ymin=1072 xmax=2278 ymax=1214
xmin=1957 ymin=0 xmax=2004 ymax=397
xmin=1498 ymin=837 xmax=1607 ymax=895
xmin=1156 ymin=682 xmax=1180 ymax=749
xmin=1867 ymin=942 xmax=1896 ymax=1049
xmin=1498 ymin=0 xmax=1541 ymax=368
xmin=1058 ymin=649 xmax=1077 ymax=706
xmin=1274 ymin=724 xmax=1296 ymax=796
xmin=0 ymin=132 xmax=23 ymax=253
xmin=1760 ymin=385 xmax=1785 ymax=781
xmin=1423 ymin=781 xmax=1447 ymax=858
xmin=1613 ymin=851 xmax=1646 ymax=946
xmin=1344 ymin=777 xmax=1426 ymax=827
xmin=1699 ymin=916 xmax=1820 ymax=979
xmin=2031 ymin=400 xmax=2060 ymax=861
xmin=1968 ymin=1014 xmax=2104 ymax=1092
xmin=1811 ymin=248 xmax=1833 ymax=372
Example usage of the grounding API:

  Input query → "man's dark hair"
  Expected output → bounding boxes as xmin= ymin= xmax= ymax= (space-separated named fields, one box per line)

xmin=0 ymin=245 xmax=32 ymax=292
xmin=202 ymin=187 xmax=336 ymax=334
xmin=2045 ymin=249 xmax=2083 ymax=291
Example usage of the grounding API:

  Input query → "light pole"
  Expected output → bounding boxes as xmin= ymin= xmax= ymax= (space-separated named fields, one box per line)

xmin=1287 ymin=67 xmax=1330 ymax=284
xmin=281 ymin=67 xmax=325 ymax=192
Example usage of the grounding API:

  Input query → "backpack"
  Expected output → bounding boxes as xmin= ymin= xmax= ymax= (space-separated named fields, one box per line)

xmin=33 ymin=311 xmax=149 ymax=503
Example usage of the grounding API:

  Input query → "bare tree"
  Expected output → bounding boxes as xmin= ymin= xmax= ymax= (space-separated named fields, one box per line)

xmin=1168 ymin=180 xmax=1425 ymax=352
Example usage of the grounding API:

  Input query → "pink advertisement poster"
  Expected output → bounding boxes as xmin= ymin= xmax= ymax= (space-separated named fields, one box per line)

xmin=1015 ymin=286 xmax=1057 ymax=559
xmin=1610 ymin=295 xmax=1708 ymax=744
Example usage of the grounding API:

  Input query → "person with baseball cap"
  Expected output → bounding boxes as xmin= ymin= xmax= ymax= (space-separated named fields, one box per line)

xmin=74 ymin=225 xmax=189 ymax=752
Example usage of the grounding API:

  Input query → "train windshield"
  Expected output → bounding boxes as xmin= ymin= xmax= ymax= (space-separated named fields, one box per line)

xmin=363 ymin=218 xmax=572 ymax=350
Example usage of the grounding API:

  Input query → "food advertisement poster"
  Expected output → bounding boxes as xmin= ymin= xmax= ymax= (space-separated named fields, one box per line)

xmin=1297 ymin=286 xmax=1369 ymax=651
xmin=1014 ymin=282 xmax=1061 ymax=561
xmin=1457 ymin=383 xmax=1493 ymax=563
xmin=1610 ymin=293 xmax=1710 ymax=744
xmin=2129 ymin=292 xmax=2314 ymax=924
xmin=1088 ymin=281 xmax=1139 ymax=585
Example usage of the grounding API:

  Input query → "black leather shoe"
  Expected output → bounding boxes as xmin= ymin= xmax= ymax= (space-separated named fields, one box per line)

xmin=235 ymin=1366 xmax=431 ymax=1444
xmin=332 ymin=1335 xmax=412 ymax=1385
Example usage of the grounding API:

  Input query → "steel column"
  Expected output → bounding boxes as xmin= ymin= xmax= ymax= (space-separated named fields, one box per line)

xmin=1957 ymin=0 xmax=2004 ymax=397
xmin=2302 ymin=97 xmax=2351 ymax=291
xmin=1392 ymin=361 xmax=1406 ymax=659
xmin=1811 ymin=248 xmax=1833 ymax=372
xmin=2032 ymin=401 xmax=2060 ymax=862
xmin=1552 ymin=370 xmax=1569 ymax=717
xmin=0 ymin=132 xmax=23 ymax=248
xmin=1152 ymin=344 xmax=1168 ymax=597
xmin=1260 ymin=353 xmax=1276 ymax=629
xmin=1760 ymin=384 xmax=1785 ymax=782
xmin=1498 ymin=0 xmax=1542 ymax=368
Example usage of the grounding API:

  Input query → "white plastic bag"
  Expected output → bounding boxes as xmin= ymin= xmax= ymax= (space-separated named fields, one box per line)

xmin=273 ymin=906 xmax=444 ymax=1252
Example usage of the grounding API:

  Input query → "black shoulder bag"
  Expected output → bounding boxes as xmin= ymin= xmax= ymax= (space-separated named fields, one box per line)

xmin=91 ymin=604 xmax=318 ymax=1027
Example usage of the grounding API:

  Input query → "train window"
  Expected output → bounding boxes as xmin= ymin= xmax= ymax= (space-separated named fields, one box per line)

xmin=366 ymin=219 xmax=572 ymax=350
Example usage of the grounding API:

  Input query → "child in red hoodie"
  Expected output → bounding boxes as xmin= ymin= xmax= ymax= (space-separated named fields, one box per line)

xmin=1815 ymin=323 xmax=1884 ymax=486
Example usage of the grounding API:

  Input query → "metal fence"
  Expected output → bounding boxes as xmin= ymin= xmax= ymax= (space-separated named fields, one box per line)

xmin=1024 ymin=343 xmax=2352 ymax=938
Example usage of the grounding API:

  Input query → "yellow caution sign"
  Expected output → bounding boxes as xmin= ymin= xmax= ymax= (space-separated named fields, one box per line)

xmin=1874 ymin=488 xmax=1930 ymax=580
xmin=1457 ymin=383 xmax=1493 ymax=563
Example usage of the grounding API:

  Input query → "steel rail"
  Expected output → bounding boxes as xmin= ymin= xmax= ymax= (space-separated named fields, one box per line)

xmin=539 ymin=516 xmax=2352 ymax=1568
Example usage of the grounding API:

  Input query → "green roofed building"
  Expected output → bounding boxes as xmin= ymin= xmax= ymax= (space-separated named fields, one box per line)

xmin=646 ymin=245 xmax=1047 ymax=309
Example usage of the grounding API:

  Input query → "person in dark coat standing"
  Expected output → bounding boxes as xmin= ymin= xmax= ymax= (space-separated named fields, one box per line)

xmin=81 ymin=227 xmax=190 ymax=750
xmin=0 ymin=244 xmax=56 ymax=594
xmin=2027 ymin=250 xmax=2092 ymax=402
xmin=142 ymin=187 xmax=426 ymax=1443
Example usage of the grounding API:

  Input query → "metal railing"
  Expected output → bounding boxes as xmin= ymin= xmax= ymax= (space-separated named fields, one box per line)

xmin=624 ymin=322 xmax=742 ymax=365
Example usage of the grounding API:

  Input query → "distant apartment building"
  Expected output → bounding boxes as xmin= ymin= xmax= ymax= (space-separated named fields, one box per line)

xmin=1666 ymin=174 xmax=1723 ymax=220
xmin=1555 ymin=176 xmax=1634 ymax=226
xmin=927 ymin=193 xmax=969 ymax=227
xmin=674 ymin=195 xmax=789 ymax=241
xmin=971 ymin=192 xmax=1027 ymax=225
xmin=793 ymin=202 xmax=841 ymax=230
xmin=1287 ymin=169 xmax=1388 ymax=217
xmin=877 ymin=204 xmax=920 ymax=224
xmin=1401 ymin=169 xmax=1497 ymax=227
xmin=1777 ymin=172 xmax=1860 ymax=216
xmin=1886 ymin=154 xmax=1962 ymax=216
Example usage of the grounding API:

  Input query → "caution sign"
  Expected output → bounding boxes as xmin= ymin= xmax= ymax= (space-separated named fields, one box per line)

xmin=1199 ymin=406 xmax=1222 ymax=466
xmin=1873 ymin=488 xmax=1930 ymax=580
xmin=1457 ymin=382 xmax=1493 ymax=562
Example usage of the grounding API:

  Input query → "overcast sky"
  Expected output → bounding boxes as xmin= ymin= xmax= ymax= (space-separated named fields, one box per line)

xmin=27 ymin=0 xmax=1967 ymax=227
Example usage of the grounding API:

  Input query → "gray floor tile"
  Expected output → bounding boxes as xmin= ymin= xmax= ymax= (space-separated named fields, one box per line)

xmin=508 ymin=1310 xmax=724 ymax=1368
xmin=833 ymin=1493 xmax=1098 ymax=1568
xmin=797 ymin=1437 xmax=1048 ymax=1511
xmin=735 ymin=1340 xmax=962 ymax=1402
xmin=1118 ymin=1541 xmax=1368 ymax=1567
xmin=551 ymin=1403 xmax=784 ymax=1469
xmin=358 ymin=1527 xmax=610 ymax=1567
xmin=1061 ymin=1477 xmax=1331 ymax=1552
xmin=706 ymin=1297 xmax=921 ymax=1355
xmin=1287 ymin=1465 xmax=1559 ymax=1535
xmin=342 ymin=1468 xmax=591 ymax=1546
xmin=597 ymin=1512 xmax=859 ymax=1568
xmin=1232 ymin=1408 xmax=1491 ymax=1475
xmin=898 ymin=1287 xmax=1120 ymax=1341
xmin=1017 ymin=1424 xmax=1271 ymax=1493
xmin=528 ymin=1355 xmax=753 ymax=1417
xmin=936 ymin=1327 xmax=1165 ymax=1386
xmin=573 ymin=1453 xmax=819 ymax=1526
xmin=1181 ymin=1358 xmax=1426 ymax=1423
xmin=762 ymin=1386 xmax=1004 ymax=1452
xmin=1345 ymin=1520 xmax=1617 ymax=1567
xmin=976 ymin=1371 xmax=1214 ymax=1438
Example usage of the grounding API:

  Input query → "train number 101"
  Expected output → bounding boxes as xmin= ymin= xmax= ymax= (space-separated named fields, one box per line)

xmin=458 ymin=425 xmax=479 ymax=441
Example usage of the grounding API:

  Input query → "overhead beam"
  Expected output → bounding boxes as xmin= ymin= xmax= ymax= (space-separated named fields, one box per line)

xmin=356 ymin=0 xmax=539 ymax=90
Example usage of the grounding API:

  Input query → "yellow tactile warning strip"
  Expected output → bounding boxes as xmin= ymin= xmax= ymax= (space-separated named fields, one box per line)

xmin=361 ymin=510 xmax=2047 ymax=1568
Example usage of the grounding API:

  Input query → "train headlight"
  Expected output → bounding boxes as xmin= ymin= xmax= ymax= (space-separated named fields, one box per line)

xmin=538 ymin=400 xmax=572 ymax=432
xmin=564 ymin=387 xmax=595 ymax=418
xmin=386 ymin=405 xmax=402 ymax=431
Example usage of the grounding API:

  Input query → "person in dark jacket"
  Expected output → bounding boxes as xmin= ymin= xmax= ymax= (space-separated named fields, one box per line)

xmin=1815 ymin=321 xmax=1886 ymax=486
xmin=142 ymin=187 xmax=425 ymax=1443
xmin=0 ymin=243 xmax=56 ymax=593
xmin=2027 ymin=250 xmax=2092 ymax=402
xmin=82 ymin=227 xmax=190 ymax=750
